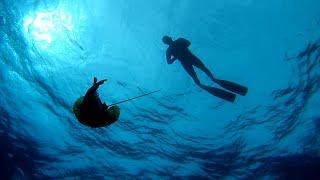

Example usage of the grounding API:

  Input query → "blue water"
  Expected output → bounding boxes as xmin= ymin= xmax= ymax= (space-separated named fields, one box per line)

xmin=1 ymin=0 xmax=320 ymax=179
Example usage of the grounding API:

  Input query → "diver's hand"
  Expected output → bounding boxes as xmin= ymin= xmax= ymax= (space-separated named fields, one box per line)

xmin=93 ymin=77 xmax=107 ymax=86
xmin=94 ymin=77 xmax=98 ymax=84
xmin=97 ymin=79 xmax=107 ymax=85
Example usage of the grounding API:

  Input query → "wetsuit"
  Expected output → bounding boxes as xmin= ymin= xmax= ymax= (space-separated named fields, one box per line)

xmin=79 ymin=80 xmax=116 ymax=128
xmin=165 ymin=38 xmax=216 ymax=86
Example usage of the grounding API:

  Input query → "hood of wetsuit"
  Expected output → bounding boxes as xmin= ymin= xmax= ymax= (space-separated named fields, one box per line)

xmin=162 ymin=35 xmax=173 ymax=45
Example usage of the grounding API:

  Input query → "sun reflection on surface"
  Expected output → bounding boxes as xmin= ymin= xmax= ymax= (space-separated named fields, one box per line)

xmin=23 ymin=9 xmax=73 ymax=46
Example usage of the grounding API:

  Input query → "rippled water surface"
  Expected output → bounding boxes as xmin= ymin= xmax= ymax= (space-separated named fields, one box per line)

xmin=1 ymin=0 xmax=320 ymax=179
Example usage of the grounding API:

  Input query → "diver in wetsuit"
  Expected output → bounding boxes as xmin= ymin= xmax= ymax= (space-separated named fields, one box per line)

xmin=162 ymin=35 xmax=248 ymax=102
xmin=73 ymin=77 xmax=120 ymax=128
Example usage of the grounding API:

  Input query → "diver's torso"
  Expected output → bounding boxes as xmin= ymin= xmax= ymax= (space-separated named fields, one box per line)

xmin=169 ymin=40 xmax=197 ymax=64
xmin=79 ymin=94 xmax=110 ymax=128
xmin=78 ymin=110 xmax=110 ymax=128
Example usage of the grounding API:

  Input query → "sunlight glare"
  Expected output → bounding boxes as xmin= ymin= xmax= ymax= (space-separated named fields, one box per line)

xmin=23 ymin=9 xmax=73 ymax=45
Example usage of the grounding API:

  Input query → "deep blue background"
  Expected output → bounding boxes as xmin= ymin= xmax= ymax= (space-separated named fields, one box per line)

xmin=1 ymin=0 xmax=320 ymax=178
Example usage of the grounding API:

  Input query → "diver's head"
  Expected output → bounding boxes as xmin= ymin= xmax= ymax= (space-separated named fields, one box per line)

xmin=162 ymin=35 xmax=173 ymax=45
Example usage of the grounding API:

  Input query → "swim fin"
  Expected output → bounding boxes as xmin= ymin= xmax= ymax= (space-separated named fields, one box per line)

xmin=202 ymin=85 xmax=236 ymax=102
xmin=215 ymin=80 xmax=248 ymax=96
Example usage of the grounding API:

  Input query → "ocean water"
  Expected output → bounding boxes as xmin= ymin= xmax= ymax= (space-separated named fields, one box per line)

xmin=0 ymin=0 xmax=320 ymax=179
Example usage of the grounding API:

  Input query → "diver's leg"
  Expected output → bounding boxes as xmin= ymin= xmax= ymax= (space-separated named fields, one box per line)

xmin=194 ymin=61 xmax=248 ymax=95
xmin=181 ymin=63 xmax=203 ymax=87
xmin=181 ymin=61 xmax=236 ymax=101
xmin=193 ymin=58 xmax=217 ymax=83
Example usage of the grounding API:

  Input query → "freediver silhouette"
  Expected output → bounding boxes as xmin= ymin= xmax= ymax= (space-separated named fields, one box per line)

xmin=73 ymin=77 xmax=120 ymax=128
xmin=162 ymin=35 xmax=248 ymax=102
xmin=73 ymin=77 xmax=160 ymax=128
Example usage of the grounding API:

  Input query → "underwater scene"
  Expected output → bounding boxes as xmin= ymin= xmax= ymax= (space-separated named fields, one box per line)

xmin=1 ymin=0 xmax=320 ymax=179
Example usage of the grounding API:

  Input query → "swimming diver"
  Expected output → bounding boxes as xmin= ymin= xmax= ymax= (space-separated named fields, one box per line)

xmin=73 ymin=77 xmax=120 ymax=128
xmin=162 ymin=35 xmax=248 ymax=102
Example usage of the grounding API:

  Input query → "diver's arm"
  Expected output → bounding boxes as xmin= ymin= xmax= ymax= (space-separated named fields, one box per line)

xmin=84 ymin=85 xmax=99 ymax=102
xmin=166 ymin=49 xmax=177 ymax=64
xmin=185 ymin=39 xmax=191 ymax=47
xmin=84 ymin=78 xmax=107 ymax=99
xmin=93 ymin=77 xmax=107 ymax=86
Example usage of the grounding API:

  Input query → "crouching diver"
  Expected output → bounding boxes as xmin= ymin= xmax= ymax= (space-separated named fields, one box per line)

xmin=73 ymin=77 xmax=120 ymax=128
xmin=73 ymin=77 xmax=160 ymax=128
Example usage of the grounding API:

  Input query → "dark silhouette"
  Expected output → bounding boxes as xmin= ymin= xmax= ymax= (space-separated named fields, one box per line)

xmin=0 ymin=16 xmax=4 ymax=25
xmin=162 ymin=35 xmax=248 ymax=102
xmin=73 ymin=77 xmax=120 ymax=128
